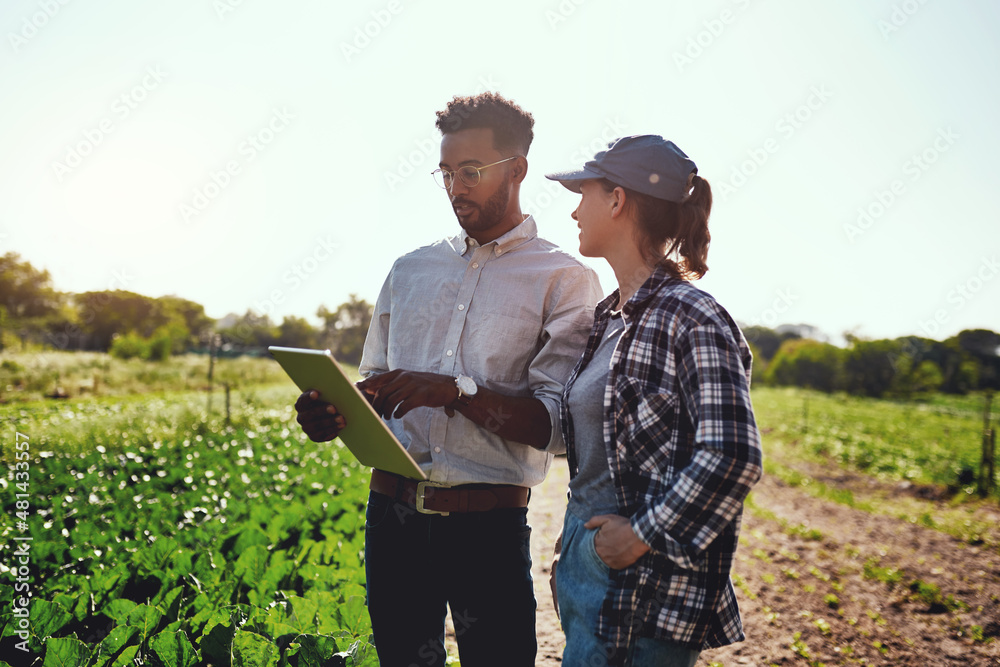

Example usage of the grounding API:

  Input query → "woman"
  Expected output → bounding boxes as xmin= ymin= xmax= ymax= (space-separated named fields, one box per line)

xmin=545 ymin=135 xmax=763 ymax=667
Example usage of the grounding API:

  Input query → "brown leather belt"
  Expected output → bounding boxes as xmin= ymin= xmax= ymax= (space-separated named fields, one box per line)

xmin=369 ymin=469 xmax=529 ymax=516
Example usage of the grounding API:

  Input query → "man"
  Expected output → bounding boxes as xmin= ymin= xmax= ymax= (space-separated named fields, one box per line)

xmin=295 ymin=92 xmax=601 ymax=667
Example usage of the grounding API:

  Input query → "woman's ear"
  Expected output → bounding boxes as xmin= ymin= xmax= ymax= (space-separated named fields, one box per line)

xmin=610 ymin=186 xmax=628 ymax=219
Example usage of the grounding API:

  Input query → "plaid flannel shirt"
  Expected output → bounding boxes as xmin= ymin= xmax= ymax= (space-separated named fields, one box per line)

xmin=560 ymin=266 xmax=763 ymax=662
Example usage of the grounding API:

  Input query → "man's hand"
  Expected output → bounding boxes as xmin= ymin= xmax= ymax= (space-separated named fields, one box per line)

xmin=357 ymin=370 xmax=460 ymax=420
xmin=550 ymin=529 xmax=563 ymax=619
xmin=585 ymin=515 xmax=651 ymax=570
xmin=294 ymin=390 xmax=347 ymax=442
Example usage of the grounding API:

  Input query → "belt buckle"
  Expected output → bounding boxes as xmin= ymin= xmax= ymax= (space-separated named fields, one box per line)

xmin=415 ymin=480 xmax=450 ymax=516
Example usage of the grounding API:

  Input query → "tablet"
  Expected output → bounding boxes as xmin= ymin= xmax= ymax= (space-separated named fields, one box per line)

xmin=268 ymin=346 xmax=427 ymax=481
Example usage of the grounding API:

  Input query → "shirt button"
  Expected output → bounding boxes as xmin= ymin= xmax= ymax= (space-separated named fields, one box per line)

xmin=446 ymin=350 xmax=453 ymax=356
xmin=434 ymin=447 xmax=441 ymax=453
xmin=472 ymin=262 xmax=479 ymax=269
xmin=457 ymin=304 xmax=465 ymax=311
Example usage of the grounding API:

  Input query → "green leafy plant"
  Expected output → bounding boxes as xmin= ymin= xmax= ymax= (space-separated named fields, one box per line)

xmin=0 ymin=389 xmax=376 ymax=665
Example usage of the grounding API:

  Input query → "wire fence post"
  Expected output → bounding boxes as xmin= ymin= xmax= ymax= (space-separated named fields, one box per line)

xmin=802 ymin=395 xmax=809 ymax=435
xmin=979 ymin=391 xmax=995 ymax=497
xmin=207 ymin=333 xmax=219 ymax=415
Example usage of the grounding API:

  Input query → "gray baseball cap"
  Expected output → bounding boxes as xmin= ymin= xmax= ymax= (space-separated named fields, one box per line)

xmin=545 ymin=134 xmax=697 ymax=203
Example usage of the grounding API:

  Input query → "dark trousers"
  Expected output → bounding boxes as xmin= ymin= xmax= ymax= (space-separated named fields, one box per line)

xmin=364 ymin=489 xmax=536 ymax=667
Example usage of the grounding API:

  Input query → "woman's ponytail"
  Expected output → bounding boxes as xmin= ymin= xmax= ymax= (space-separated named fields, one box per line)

xmin=668 ymin=173 xmax=712 ymax=280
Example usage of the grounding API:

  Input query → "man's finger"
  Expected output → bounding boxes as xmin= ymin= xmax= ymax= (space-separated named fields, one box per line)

xmin=375 ymin=382 xmax=414 ymax=419
xmin=294 ymin=389 xmax=321 ymax=410
xmin=358 ymin=371 xmax=396 ymax=393
xmin=393 ymin=396 xmax=420 ymax=419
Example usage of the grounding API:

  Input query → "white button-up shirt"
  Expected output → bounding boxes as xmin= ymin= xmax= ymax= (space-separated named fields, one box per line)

xmin=360 ymin=216 xmax=602 ymax=486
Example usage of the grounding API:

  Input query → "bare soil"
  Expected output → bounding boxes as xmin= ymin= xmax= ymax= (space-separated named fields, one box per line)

xmin=447 ymin=454 xmax=1000 ymax=665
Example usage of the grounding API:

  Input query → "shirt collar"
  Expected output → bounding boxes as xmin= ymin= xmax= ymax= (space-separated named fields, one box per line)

xmin=596 ymin=264 xmax=682 ymax=320
xmin=449 ymin=215 xmax=537 ymax=256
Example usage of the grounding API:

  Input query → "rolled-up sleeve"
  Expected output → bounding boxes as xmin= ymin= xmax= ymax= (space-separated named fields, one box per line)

xmin=529 ymin=267 xmax=603 ymax=453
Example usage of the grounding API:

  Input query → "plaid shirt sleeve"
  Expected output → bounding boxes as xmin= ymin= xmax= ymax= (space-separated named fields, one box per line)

xmin=628 ymin=320 xmax=763 ymax=569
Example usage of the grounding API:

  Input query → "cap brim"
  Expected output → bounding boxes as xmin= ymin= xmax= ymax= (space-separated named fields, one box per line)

xmin=544 ymin=166 xmax=606 ymax=193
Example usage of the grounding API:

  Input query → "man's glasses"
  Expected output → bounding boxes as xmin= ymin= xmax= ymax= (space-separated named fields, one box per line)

xmin=431 ymin=156 xmax=518 ymax=190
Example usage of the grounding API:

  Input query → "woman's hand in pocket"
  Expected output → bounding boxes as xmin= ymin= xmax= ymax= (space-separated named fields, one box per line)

xmin=585 ymin=515 xmax=650 ymax=569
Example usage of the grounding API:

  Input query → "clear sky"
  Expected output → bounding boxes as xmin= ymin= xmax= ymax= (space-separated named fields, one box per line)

xmin=1 ymin=0 xmax=998 ymax=344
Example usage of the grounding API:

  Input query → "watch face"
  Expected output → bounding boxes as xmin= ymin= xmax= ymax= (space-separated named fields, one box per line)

xmin=457 ymin=375 xmax=477 ymax=396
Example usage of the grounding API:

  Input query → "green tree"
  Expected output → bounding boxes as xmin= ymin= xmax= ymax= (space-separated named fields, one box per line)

xmin=842 ymin=339 xmax=900 ymax=398
xmin=109 ymin=331 xmax=150 ymax=360
xmin=0 ymin=253 xmax=68 ymax=349
xmin=0 ymin=252 xmax=62 ymax=319
xmin=318 ymin=295 xmax=373 ymax=365
xmin=159 ymin=295 xmax=214 ymax=349
xmin=890 ymin=356 xmax=944 ymax=397
xmin=74 ymin=291 xmax=191 ymax=352
xmin=218 ymin=310 xmax=278 ymax=351
xmin=953 ymin=329 xmax=1000 ymax=390
xmin=764 ymin=339 xmax=843 ymax=392
xmin=742 ymin=325 xmax=801 ymax=362
xmin=276 ymin=315 xmax=320 ymax=349
xmin=933 ymin=335 xmax=987 ymax=394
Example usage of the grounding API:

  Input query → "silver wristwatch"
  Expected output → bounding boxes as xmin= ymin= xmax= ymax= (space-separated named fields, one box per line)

xmin=454 ymin=374 xmax=478 ymax=406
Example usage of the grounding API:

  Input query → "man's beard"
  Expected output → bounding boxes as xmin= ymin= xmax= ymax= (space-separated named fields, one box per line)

xmin=453 ymin=171 xmax=513 ymax=233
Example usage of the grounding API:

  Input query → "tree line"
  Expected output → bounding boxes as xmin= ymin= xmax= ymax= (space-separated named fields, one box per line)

xmin=745 ymin=326 xmax=1000 ymax=398
xmin=2 ymin=252 xmax=997 ymax=396
xmin=0 ymin=252 xmax=373 ymax=364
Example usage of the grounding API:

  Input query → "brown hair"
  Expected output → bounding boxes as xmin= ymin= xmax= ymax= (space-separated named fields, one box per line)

xmin=434 ymin=92 xmax=535 ymax=156
xmin=599 ymin=175 xmax=712 ymax=280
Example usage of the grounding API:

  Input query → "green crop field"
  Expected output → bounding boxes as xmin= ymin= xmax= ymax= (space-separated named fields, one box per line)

xmin=1 ymin=354 xmax=996 ymax=666
xmin=752 ymin=386 xmax=996 ymax=491
xmin=1 ymin=384 xmax=379 ymax=667
xmin=0 ymin=351 xmax=290 ymax=404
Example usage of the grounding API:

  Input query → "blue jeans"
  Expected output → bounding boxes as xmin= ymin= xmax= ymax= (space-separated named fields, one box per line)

xmin=556 ymin=509 xmax=701 ymax=667
xmin=364 ymin=490 xmax=536 ymax=667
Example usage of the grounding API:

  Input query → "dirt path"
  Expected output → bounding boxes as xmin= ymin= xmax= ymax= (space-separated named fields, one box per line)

xmin=712 ymin=472 xmax=1000 ymax=666
xmin=453 ymin=454 xmax=1000 ymax=665
xmin=443 ymin=458 xmax=569 ymax=663
xmin=528 ymin=455 xmax=571 ymax=665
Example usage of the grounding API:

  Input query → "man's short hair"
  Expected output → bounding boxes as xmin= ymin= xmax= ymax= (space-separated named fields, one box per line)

xmin=435 ymin=92 xmax=534 ymax=156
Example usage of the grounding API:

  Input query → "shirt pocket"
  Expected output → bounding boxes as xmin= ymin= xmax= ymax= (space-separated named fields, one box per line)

xmin=464 ymin=311 xmax=542 ymax=384
xmin=613 ymin=375 xmax=682 ymax=479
